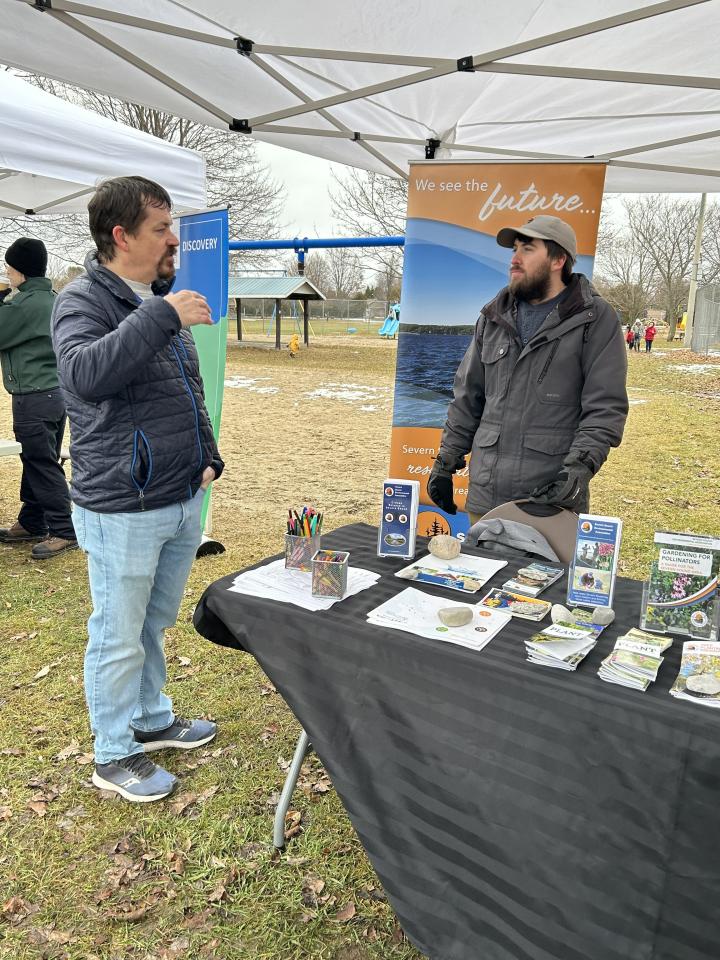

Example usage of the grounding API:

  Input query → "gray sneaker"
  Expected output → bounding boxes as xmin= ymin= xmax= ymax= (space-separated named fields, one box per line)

xmin=134 ymin=716 xmax=217 ymax=753
xmin=92 ymin=753 xmax=177 ymax=802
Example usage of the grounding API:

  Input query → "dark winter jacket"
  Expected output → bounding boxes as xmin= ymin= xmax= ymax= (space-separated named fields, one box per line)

xmin=438 ymin=273 xmax=628 ymax=516
xmin=0 ymin=277 xmax=58 ymax=394
xmin=51 ymin=253 xmax=223 ymax=513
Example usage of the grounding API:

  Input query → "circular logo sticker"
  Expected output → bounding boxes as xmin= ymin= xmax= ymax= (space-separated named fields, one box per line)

xmin=385 ymin=487 xmax=394 ymax=496
xmin=581 ymin=521 xmax=592 ymax=533
xmin=690 ymin=611 xmax=709 ymax=628
xmin=385 ymin=513 xmax=393 ymax=522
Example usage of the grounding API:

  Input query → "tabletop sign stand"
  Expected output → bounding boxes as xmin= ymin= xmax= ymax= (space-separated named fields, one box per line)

xmin=640 ymin=531 xmax=720 ymax=640
xmin=377 ymin=478 xmax=419 ymax=560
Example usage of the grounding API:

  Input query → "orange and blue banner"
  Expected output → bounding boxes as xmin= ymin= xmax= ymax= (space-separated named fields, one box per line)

xmin=389 ymin=161 xmax=607 ymax=540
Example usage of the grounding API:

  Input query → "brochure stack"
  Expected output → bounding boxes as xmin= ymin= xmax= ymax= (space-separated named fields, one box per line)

xmin=598 ymin=628 xmax=672 ymax=691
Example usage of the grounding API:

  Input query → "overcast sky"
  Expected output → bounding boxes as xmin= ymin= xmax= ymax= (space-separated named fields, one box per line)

xmin=254 ymin=141 xmax=344 ymax=240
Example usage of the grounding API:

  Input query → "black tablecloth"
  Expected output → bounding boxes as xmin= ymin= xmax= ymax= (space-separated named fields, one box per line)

xmin=194 ymin=523 xmax=720 ymax=960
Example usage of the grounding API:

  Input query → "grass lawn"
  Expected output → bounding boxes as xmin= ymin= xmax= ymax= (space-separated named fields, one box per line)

xmin=1 ymin=336 xmax=719 ymax=960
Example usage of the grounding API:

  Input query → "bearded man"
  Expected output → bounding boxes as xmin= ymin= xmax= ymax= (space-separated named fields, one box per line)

xmin=428 ymin=216 xmax=628 ymax=522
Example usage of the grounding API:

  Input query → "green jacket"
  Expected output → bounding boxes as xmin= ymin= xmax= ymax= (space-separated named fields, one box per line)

xmin=0 ymin=277 xmax=58 ymax=394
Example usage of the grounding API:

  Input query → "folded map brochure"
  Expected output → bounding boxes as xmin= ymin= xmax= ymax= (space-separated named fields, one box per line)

xmin=641 ymin=531 xmax=720 ymax=640
xmin=502 ymin=562 xmax=564 ymax=597
xmin=670 ymin=641 xmax=720 ymax=708
xmin=367 ymin=587 xmax=511 ymax=652
xmin=567 ymin=514 xmax=622 ymax=609
xmin=598 ymin=627 xmax=673 ymax=690
xmin=524 ymin=619 xmax=605 ymax=671
xmin=395 ymin=553 xmax=507 ymax=594
xmin=479 ymin=588 xmax=550 ymax=621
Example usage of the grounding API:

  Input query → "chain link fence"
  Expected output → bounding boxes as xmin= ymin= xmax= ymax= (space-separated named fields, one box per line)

xmin=691 ymin=284 xmax=720 ymax=354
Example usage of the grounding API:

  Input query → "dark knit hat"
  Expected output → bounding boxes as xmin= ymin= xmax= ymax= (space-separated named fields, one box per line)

xmin=4 ymin=238 xmax=48 ymax=278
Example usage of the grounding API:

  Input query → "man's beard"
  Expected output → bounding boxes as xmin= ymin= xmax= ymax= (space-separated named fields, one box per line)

xmin=156 ymin=249 xmax=176 ymax=281
xmin=509 ymin=259 xmax=552 ymax=301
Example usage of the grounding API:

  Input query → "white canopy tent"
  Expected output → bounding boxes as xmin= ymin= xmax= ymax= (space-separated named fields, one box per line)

xmin=1 ymin=0 xmax=719 ymax=193
xmin=0 ymin=69 xmax=206 ymax=216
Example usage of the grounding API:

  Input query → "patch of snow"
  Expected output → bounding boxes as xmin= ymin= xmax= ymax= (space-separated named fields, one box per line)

xmin=629 ymin=399 xmax=647 ymax=405
xmin=304 ymin=382 xmax=389 ymax=404
xmin=224 ymin=376 xmax=280 ymax=394
xmin=668 ymin=364 xmax=717 ymax=374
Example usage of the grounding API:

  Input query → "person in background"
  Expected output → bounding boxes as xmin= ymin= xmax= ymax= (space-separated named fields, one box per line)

xmin=644 ymin=320 xmax=657 ymax=352
xmin=632 ymin=318 xmax=644 ymax=351
xmin=427 ymin=216 xmax=628 ymax=521
xmin=625 ymin=325 xmax=635 ymax=351
xmin=288 ymin=332 xmax=300 ymax=358
xmin=0 ymin=238 xmax=76 ymax=558
xmin=52 ymin=176 xmax=223 ymax=803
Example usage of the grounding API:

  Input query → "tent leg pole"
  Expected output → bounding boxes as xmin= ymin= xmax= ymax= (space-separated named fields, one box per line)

xmin=236 ymin=298 xmax=242 ymax=342
xmin=303 ymin=297 xmax=309 ymax=347
xmin=275 ymin=298 xmax=282 ymax=350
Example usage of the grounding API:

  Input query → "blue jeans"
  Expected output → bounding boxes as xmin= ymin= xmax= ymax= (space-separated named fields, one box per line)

xmin=72 ymin=491 xmax=204 ymax=764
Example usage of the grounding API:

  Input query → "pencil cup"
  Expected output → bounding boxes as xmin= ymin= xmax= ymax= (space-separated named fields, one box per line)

xmin=311 ymin=549 xmax=349 ymax=599
xmin=284 ymin=533 xmax=322 ymax=572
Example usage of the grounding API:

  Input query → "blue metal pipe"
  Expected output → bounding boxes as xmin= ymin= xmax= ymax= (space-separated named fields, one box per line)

xmin=229 ymin=236 xmax=405 ymax=251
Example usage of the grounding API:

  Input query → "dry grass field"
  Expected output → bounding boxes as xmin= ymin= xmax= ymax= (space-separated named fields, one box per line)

xmin=1 ymin=334 xmax=719 ymax=960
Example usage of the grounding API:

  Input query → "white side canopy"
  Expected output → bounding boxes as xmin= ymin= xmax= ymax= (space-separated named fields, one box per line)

xmin=0 ymin=69 xmax=206 ymax=215
xmin=1 ymin=0 xmax=719 ymax=193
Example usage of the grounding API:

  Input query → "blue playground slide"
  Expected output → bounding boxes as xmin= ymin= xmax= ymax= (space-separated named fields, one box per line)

xmin=379 ymin=303 xmax=400 ymax=338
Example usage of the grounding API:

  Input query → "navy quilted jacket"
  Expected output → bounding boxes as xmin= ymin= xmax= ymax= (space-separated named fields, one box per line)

xmin=51 ymin=253 xmax=223 ymax=513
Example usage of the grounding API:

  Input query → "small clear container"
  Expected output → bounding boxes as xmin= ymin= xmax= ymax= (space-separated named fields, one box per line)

xmin=284 ymin=533 xmax=322 ymax=572
xmin=311 ymin=549 xmax=349 ymax=599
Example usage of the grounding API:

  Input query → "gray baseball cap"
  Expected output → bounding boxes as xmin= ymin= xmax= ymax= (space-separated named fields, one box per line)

xmin=496 ymin=215 xmax=577 ymax=263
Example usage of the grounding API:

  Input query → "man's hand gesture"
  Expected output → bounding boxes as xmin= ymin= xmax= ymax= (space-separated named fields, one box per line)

xmin=164 ymin=290 xmax=213 ymax=328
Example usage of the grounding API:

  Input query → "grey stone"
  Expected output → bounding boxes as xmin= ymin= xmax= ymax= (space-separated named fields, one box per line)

xmin=428 ymin=534 xmax=461 ymax=560
xmin=438 ymin=606 xmax=474 ymax=627
xmin=551 ymin=604 xmax=576 ymax=624
xmin=591 ymin=606 xmax=616 ymax=625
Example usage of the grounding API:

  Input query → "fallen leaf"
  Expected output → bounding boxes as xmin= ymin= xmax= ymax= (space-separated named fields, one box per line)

xmin=284 ymin=809 xmax=303 ymax=840
xmin=333 ymin=901 xmax=356 ymax=923
xmin=27 ymin=800 xmax=48 ymax=817
xmin=33 ymin=665 xmax=51 ymax=680
xmin=2 ymin=895 xmax=29 ymax=918
xmin=0 ymin=806 xmax=12 ymax=821
xmin=53 ymin=741 xmax=82 ymax=761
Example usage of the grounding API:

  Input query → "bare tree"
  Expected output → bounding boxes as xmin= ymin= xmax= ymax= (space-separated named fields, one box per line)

xmin=285 ymin=252 xmax=330 ymax=292
xmin=1 ymin=72 xmax=285 ymax=271
xmin=323 ymin=247 xmax=364 ymax=298
xmin=624 ymin=195 xmax=700 ymax=340
xmin=594 ymin=214 xmax=656 ymax=323
xmin=330 ymin=168 xmax=406 ymax=295
xmin=698 ymin=201 xmax=720 ymax=285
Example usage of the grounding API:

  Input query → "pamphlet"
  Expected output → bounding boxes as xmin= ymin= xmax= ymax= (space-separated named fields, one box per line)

xmin=377 ymin=479 xmax=420 ymax=559
xmin=670 ymin=641 xmax=720 ymax=708
xmin=598 ymin=630 xmax=670 ymax=691
xmin=524 ymin=619 xmax=605 ymax=671
xmin=502 ymin=562 xmax=564 ymax=597
xmin=395 ymin=553 xmax=507 ymax=594
xmin=479 ymin=588 xmax=550 ymax=621
xmin=567 ymin=514 xmax=622 ymax=609
xmin=640 ymin=531 xmax=720 ymax=640
xmin=367 ymin=587 xmax=511 ymax=651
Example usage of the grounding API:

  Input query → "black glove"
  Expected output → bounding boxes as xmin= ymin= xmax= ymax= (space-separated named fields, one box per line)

xmin=427 ymin=454 xmax=465 ymax=515
xmin=0 ymin=287 xmax=11 ymax=303
xmin=529 ymin=458 xmax=593 ymax=510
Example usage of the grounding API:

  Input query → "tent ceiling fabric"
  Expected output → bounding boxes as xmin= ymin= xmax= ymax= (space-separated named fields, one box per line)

xmin=0 ymin=70 xmax=206 ymax=215
xmin=2 ymin=0 xmax=719 ymax=192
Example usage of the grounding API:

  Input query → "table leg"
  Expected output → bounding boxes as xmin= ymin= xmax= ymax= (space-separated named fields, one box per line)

xmin=273 ymin=728 xmax=311 ymax=849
